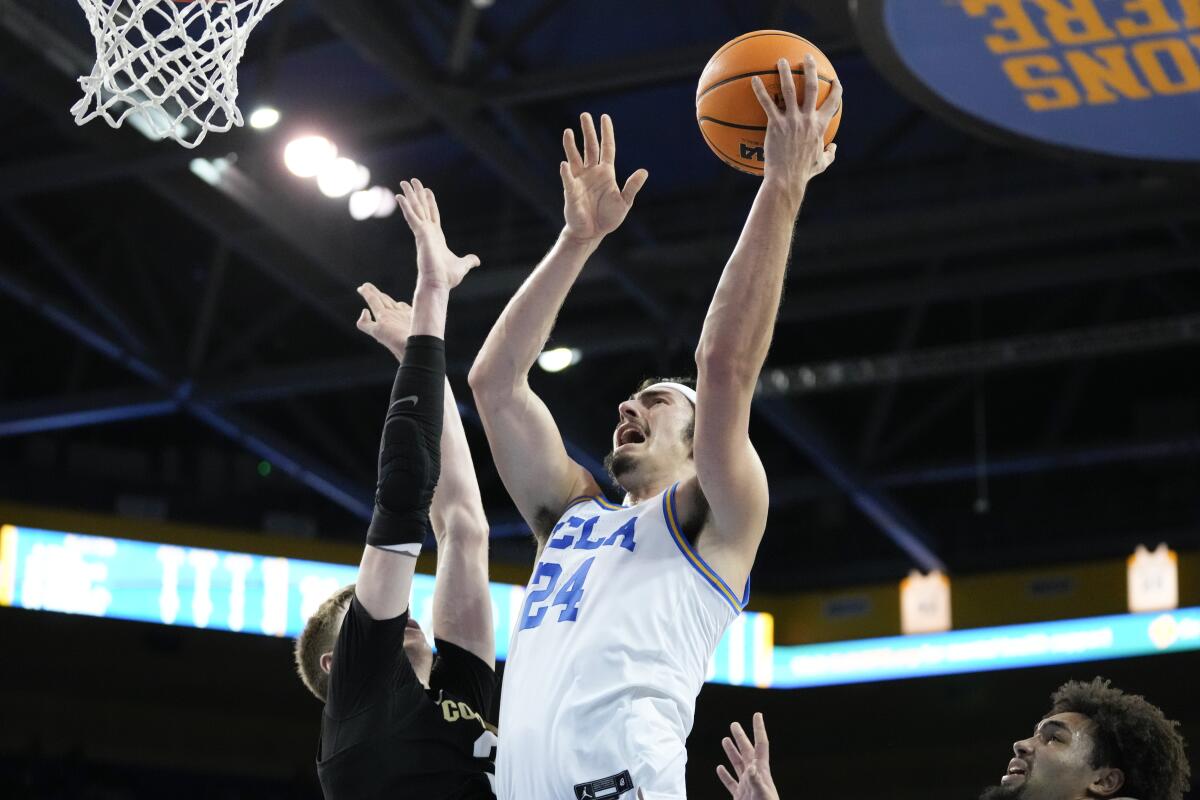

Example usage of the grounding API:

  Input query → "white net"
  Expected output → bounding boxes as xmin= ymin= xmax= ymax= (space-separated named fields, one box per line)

xmin=72 ymin=0 xmax=287 ymax=149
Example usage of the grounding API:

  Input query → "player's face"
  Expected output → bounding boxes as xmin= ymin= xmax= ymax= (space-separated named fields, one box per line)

xmin=607 ymin=387 xmax=694 ymax=484
xmin=403 ymin=617 xmax=434 ymax=682
xmin=979 ymin=713 xmax=1110 ymax=800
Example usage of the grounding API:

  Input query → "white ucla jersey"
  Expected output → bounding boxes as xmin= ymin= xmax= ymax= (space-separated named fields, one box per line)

xmin=496 ymin=483 xmax=748 ymax=800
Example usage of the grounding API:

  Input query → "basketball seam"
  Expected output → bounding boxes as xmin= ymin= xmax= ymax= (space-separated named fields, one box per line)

xmin=697 ymin=122 xmax=765 ymax=174
xmin=697 ymin=69 xmax=834 ymax=102
xmin=698 ymin=117 xmax=766 ymax=132
xmin=708 ymin=30 xmax=816 ymax=62
xmin=696 ymin=99 xmax=843 ymax=130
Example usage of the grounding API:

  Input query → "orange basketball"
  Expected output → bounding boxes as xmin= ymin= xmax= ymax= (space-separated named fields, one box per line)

xmin=696 ymin=30 xmax=842 ymax=175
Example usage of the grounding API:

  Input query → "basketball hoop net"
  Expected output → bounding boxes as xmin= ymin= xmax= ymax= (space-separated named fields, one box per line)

xmin=72 ymin=0 xmax=287 ymax=149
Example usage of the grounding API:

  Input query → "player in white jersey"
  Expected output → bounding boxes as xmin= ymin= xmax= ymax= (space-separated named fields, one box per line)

xmin=469 ymin=56 xmax=841 ymax=799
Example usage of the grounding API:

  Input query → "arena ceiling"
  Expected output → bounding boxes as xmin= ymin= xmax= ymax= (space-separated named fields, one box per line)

xmin=1 ymin=0 xmax=1198 ymax=592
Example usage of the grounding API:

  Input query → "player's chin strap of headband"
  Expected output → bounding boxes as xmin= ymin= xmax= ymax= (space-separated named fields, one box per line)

xmin=641 ymin=381 xmax=697 ymax=406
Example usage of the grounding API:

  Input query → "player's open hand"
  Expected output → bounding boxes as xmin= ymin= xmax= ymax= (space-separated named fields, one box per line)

xmin=561 ymin=113 xmax=648 ymax=243
xmin=751 ymin=54 xmax=840 ymax=202
xmin=355 ymin=283 xmax=412 ymax=362
xmin=396 ymin=179 xmax=480 ymax=290
xmin=717 ymin=712 xmax=779 ymax=800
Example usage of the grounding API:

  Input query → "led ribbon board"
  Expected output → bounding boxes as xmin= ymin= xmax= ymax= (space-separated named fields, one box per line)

xmin=775 ymin=606 xmax=1200 ymax=688
xmin=4 ymin=524 xmax=1195 ymax=689
xmin=0 ymin=525 xmax=773 ymax=687
xmin=853 ymin=0 xmax=1200 ymax=163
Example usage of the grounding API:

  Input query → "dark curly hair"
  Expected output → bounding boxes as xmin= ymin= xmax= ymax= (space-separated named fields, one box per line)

xmin=1048 ymin=677 xmax=1189 ymax=800
xmin=634 ymin=376 xmax=696 ymax=393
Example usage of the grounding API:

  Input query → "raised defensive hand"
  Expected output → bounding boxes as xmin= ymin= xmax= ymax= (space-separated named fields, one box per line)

xmin=560 ymin=112 xmax=649 ymax=242
xmin=716 ymin=713 xmax=780 ymax=800
xmin=750 ymin=54 xmax=841 ymax=201
xmin=396 ymin=178 xmax=480 ymax=289
xmin=355 ymin=283 xmax=412 ymax=362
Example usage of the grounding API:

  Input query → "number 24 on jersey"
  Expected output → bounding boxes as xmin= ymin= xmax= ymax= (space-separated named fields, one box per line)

xmin=517 ymin=557 xmax=595 ymax=631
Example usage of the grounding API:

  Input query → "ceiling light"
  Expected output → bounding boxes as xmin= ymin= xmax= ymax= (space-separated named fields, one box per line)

xmin=283 ymin=135 xmax=336 ymax=178
xmin=188 ymin=156 xmax=234 ymax=186
xmin=537 ymin=347 xmax=581 ymax=373
xmin=371 ymin=187 xmax=397 ymax=218
xmin=349 ymin=189 xmax=377 ymax=221
xmin=249 ymin=106 xmax=280 ymax=129
xmin=349 ymin=186 xmax=397 ymax=221
xmin=317 ymin=157 xmax=370 ymax=198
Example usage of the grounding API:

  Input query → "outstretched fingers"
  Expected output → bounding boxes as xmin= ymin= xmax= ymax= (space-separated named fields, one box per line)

xmin=620 ymin=168 xmax=648 ymax=205
xmin=802 ymin=53 xmax=818 ymax=115
xmin=425 ymin=188 xmax=440 ymax=225
xmin=821 ymin=77 xmax=844 ymax=124
xmin=395 ymin=194 xmax=415 ymax=228
xmin=559 ymin=160 xmax=576 ymax=193
xmin=750 ymin=75 xmax=780 ymax=123
xmin=397 ymin=178 xmax=448 ymax=229
xmin=815 ymin=142 xmax=838 ymax=174
xmin=563 ymin=128 xmax=584 ymax=173
xmin=751 ymin=712 xmax=770 ymax=761
xmin=716 ymin=765 xmax=738 ymax=796
xmin=777 ymin=57 xmax=798 ymax=113
xmin=721 ymin=735 xmax=746 ymax=777
xmin=581 ymin=112 xmax=600 ymax=167
xmin=397 ymin=180 xmax=426 ymax=226
xmin=357 ymin=282 xmax=389 ymax=319
xmin=409 ymin=178 xmax=436 ymax=223
xmin=600 ymin=113 xmax=616 ymax=164
xmin=731 ymin=721 xmax=756 ymax=764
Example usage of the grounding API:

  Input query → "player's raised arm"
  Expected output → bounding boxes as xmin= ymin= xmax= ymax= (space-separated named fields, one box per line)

xmin=685 ymin=56 xmax=841 ymax=583
xmin=468 ymin=112 xmax=648 ymax=538
xmin=357 ymin=281 xmax=493 ymax=667
xmin=427 ymin=376 xmax=493 ymax=666
xmin=354 ymin=179 xmax=480 ymax=621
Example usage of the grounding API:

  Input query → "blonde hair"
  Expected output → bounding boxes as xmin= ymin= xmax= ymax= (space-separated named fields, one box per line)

xmin=294 ymin=583 xmax=356 ymax=702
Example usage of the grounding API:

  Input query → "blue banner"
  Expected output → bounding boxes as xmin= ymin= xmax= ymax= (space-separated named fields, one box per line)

xmin=0 ymin=524 xmax=772 ymax=686
xmin=5 ymin=523 xmax=1194 ymax=689
xmin=856 ymin=0 xmax=1200 ymax=162
xmin=774 ymin=606 xmax=1200 ymax=688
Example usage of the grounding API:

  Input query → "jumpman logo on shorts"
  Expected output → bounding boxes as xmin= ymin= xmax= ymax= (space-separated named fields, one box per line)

xmin=574 ymin=769 xmax=633 ymax=799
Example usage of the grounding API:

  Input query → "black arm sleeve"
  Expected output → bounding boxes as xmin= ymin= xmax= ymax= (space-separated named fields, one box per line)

xmin=366 ymin=335 xmax=446 ymax=550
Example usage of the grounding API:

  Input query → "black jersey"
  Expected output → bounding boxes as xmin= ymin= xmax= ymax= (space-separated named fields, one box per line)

xmin=316 ymin=596 xmax=497 ymax=800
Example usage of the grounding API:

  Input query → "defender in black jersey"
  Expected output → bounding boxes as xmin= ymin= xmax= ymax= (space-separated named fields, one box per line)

xmin=294 ymin=179 xmax=496 ymax=799
xmin=317 ymin=599 xmax=497 ymax=799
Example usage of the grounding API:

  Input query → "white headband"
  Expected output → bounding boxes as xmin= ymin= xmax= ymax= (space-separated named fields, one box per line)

xmin=640 ymin=381 xmax=697 ymax=406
